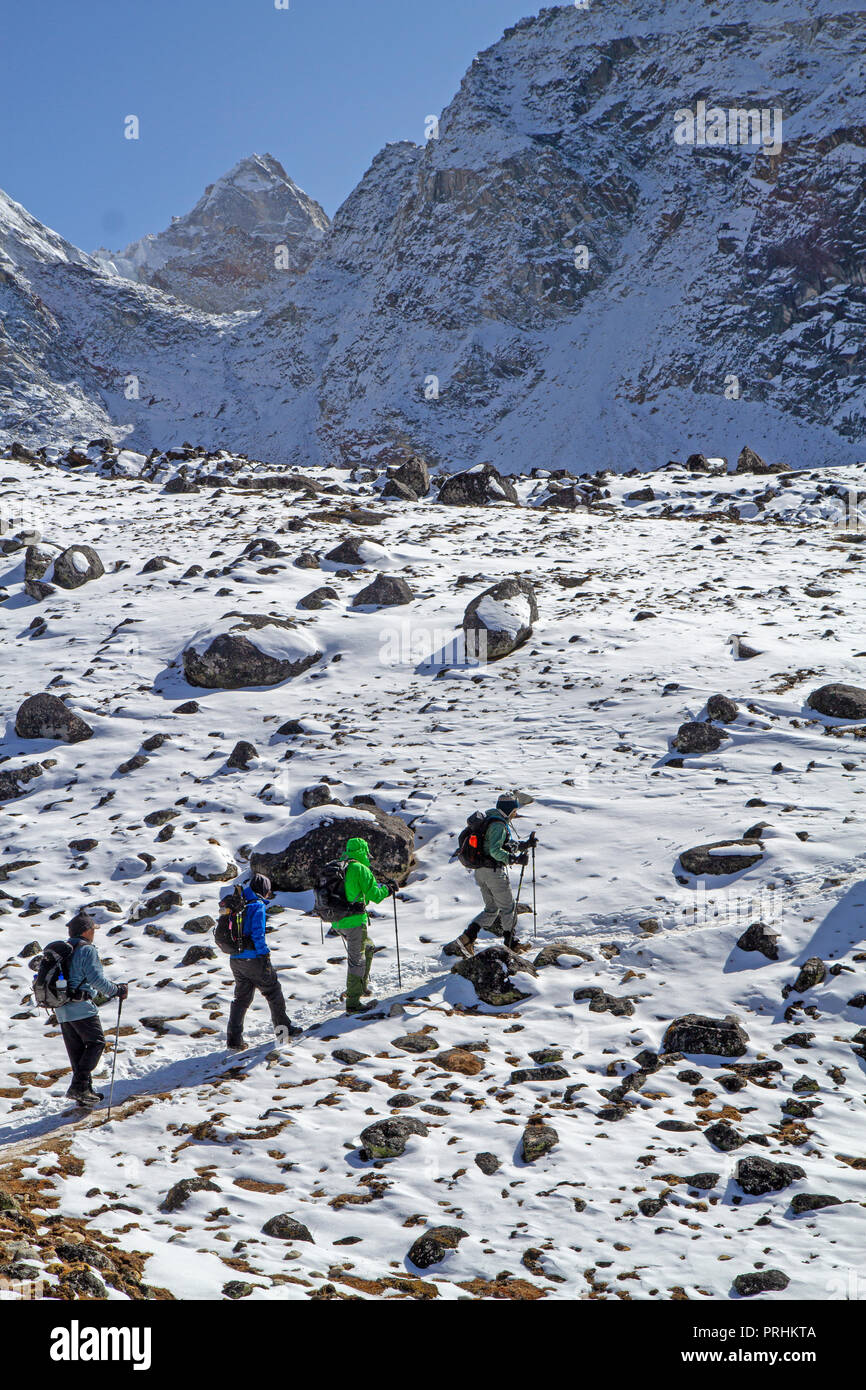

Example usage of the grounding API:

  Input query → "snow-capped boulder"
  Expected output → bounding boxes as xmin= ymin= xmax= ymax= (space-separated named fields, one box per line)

xmin=24 ymin=542 xmax=104 ymax=599
xmin=678 ymin=838 xmax=765 ymax=877
xmin=462 ymin=577 xmax=538 ymax=662
xmin=0 ymin=763 xmax=43 ymax=802
xmin=182 ymin=614 xmax=322 ymax=689
xmin=249 ymin=804 xmax=414 ymax=891
xmin=532 ymin=481 xmax=592 ymax=510
xmin=450 ymin=944 xmax=536 ymax=1006
xmin=324 ymin=536 xmax=391 ymax=569
xmin=806 ymin=683 xmax=866 ymax=720
xmin=351 ymin=573 xmax=414 ymax=608
xmin=15 ymin=692 xmax=93 ymax=744
xmin=437 ymin=464 xmax=518 ymax=507
xmin=183 ymin=843 xmax=238 ymax=883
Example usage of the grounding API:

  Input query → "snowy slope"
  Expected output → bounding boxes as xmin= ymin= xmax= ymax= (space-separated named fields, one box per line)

xmin=2 ymin=0 xmax=865 ymax=470
xmin=1 ymin=447 xmax=865 ymax=1300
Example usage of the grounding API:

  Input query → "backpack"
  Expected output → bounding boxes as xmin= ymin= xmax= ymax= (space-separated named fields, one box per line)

xmin=456 ymin=811 xmax=495 ymax=869
xmin=32 ymin=940 xmax=85 ymax=1010
xmin=314 ymin=859 xmax=355 ymax=922
xmin=213 ymin=885 xmax=254 ymax=956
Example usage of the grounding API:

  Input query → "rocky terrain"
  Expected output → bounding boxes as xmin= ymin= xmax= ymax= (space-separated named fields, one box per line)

xmin=2 ymin=0 xmax=865 ymax=471
xmin=1 ymin=440 xmax=865 ymax=1300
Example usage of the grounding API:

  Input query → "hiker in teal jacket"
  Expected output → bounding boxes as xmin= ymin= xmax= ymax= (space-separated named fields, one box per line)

xmin=334 ymin=837 xmax=393 ymax=1013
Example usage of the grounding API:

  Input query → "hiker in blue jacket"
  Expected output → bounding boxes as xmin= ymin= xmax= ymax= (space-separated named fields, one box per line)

xmin=225 ymin=874 xmax=301 ymax=1050
xmin=55 ymin=909 xmax=129 ymax=1109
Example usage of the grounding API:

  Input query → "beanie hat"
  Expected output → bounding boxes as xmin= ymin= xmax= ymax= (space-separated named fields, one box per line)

xmin=496 ymin=794 xmax=520 ymax=817
xmin=249 ymin=873 xmax=272 ymax=899
xmin=67 ymin=909 xmax=96 ymax=938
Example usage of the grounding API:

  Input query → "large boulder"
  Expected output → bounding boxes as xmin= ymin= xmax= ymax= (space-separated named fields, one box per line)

xmin=735 ymin=1156 xmax=805 ymax=1196
xmin=15 ymin=693 xmax=93 ymax=744
xmin=806 ymin=684 xmax=866 ymax=721
xmin=438 ymin=463 xmax=519 ymax=507
xmin=661 ymin=1014 xmax=749 ymax=1057
xmin=407 ymin=1226 xmax=467 ymax=1269
xmin=451 ymin=944 xmax=537 ymax=1006
xmin=351 ymin=574 xmax=414 ymax=608
xmin=735 ymin=446 xmax=773 ymax=474
xmin=24 ymin=543 xmax=104 ymax=598
xmin=732 ymin=1269 xmax=790 ymax=1297
xmin=678 ymin=839 xmax=764 ymax=876
xmin=324 ymin=536 xmax=390 ymax=568
xmin=182 ymin=614 xmax=321 ymax=689
xmin=359 ymin=1116 xmax=428 ymax=1160
xmin=388 ymin=453 xmax=430 ymax=498
xmin=462 ymin=577 xmax=538 ymax=662
xmin=249 ymin=805 xmax=414 ymax=891
xmin=673 ymin=721 xmax=728 ymax=755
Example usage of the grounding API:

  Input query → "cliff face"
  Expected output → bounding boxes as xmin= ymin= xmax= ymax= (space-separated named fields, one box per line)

xmin=2 ymin=0 xmax=864 ymax=470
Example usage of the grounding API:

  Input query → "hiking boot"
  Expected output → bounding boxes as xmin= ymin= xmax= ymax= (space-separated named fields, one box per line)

xmin=453 ymin=933 xmax=475 ymax=959
xmin=346 ymin=998 xmax=378 ymax=1015
xmin=226 ymin=1037 xmax=247 ymax=1053
xmin=504 ymin=936 xmax=529 ymax=953
xmin=67 ymin=1088 xmax=98 ymax=1109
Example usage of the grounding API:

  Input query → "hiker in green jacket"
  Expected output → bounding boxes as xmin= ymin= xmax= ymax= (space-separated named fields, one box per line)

xmin=334 ymin=837 xmax=394 ymax=1014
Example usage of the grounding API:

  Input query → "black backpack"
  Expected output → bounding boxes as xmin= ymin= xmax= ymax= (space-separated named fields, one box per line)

xmin=32 ymin=940 xmax=85 ymax=1009
xmin=214 ymin=885 xmax=254 ymax=956
xmin=456 ymin=811 xmax=495 ymax=869
xmin=314 ymin=859 xmax=354 ymax=922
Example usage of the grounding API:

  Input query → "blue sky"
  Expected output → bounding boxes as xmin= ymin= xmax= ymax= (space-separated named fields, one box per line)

xmin=1 ymin=0 xmax=541 ymax=253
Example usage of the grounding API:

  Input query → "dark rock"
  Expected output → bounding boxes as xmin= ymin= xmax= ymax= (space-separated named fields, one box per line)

xmin=183 ymin=614 xmax=321 ymax=689
xmin=474 ymin=1152 xmax=500 ymax=1175
xmin=684 ymin=1172 xmax=720 ymax=1190
xmin=656 ymin=1120 xmax=698 ymax=1132
xmin=392 ymin=1033 xmax=439 ymax=1054
xmin=678 ymin=840 xmax=764 ymax=876
xmin=533 ymin=941 xmax=592 ymax=969
xmin=706 ymin=694 xmax=738 ymax=723
xmin=227 ymin=741 xmax=258 ymax=769
xmin=735 ymin=446 xmax=773 ymax=475
xmin=222 ymin=1281 xmax=254 ymax=1299
xmin=183 ymin=915 xmax=215 ymax=934
xmin=144 ymin=809 xmax=179 ymax=828
xmin=638 ymin=1196 xmax=667 ymax=1217
xmin=662 ymin=1014 xmax=748 ymax=1057
xmin=509 ymin=1064 xmax=569 ymax=1084
xmin=301 ymin=784 xmax=333 ymax=809
xmin=451 ymin=944 xmax=537 ymax=1006
xmin=625 ymin=486 xmax=655 ymax=503
xmin=250 ymin=806 xmax=414 ymax=892
xmin=389 ymin=453 xmax=430 ymax=498
xmin=438 ymin=463 xmax=519 ymax=507
xmin=0 ymin=763 xmax=44 ymax=802
xmin=735 ymin=1156 xmax=805 ymax=1196
xmin=806 ymin=684 xmax=866 ymax=721
xmin=573 ymin=986 xmax=634 ymax=1017
xmin=180 ymin=945 xmax=216 ymax=967
xmin=131 ymin=889 xmax=183 ymax=922
xmin=673 ymin=721 xmax=728 ymax=754
xmin=704 ymin=1121 xmax=746 ymax=1152
xmin=791 ymin=957 xmax=826 ymax=993
xmin=297 ymin=586 xmax=339 ymax=610
xmin=407 ymin=1226 xmax=467 ymax=1269
xmin=733 ymin=1269 xmax=789 ymax=1296
xmin=382 ymin=477 xmax=418 ymax=501
xmin=15 ymin=693 xmax=93 ymax=744
xmin=736 ymin=922 xmax=780 ymax=960
xmin=847 ymin=993 xmax=866 ymax=1009
xmin=324 ymin=536 xmax=386 ymax=568
xmin=141 ymin=555 xmax=176 ymax=573
xmin=261 ymin=1214 xmax=314 ymax=1242
xmin=160 ymin=1176 xmax=220 ymax=1212
xmin=358 ymin=1116 xmax=429 ymax=1160
xmin=52 ymin=544 xmax=105 ymax=590
xmin=522 ymin=1121 xmax=559 ymax=1162
xmin=790 ymin=1193 xmax=843 ymax=1215
xmin=332 ymin=1048 xmax=368 ymax=1066
xmin=61 ymin=1269 xmax=108 ymax=1298
xmin=352 ymin=573 xmax=414 ymax=608
xmin=462 ymin=577 xmax=538 ymax=662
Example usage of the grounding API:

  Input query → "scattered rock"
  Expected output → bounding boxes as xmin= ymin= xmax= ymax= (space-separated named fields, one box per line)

xmin=160 ymin=1176 xmax=220 ymax=1212
xmin=736 ymin=922 xmax=780 ymax=960
xmin=250 ymin=807 xmax=414 ymax=891
xmin=226 ymin=741 xmax=258 ymax=770
xmin=678 ymin=840 xmax=764 ymax=876
xmin=510 ymin=1064 xmax=569 ymax=1084
xmin=806 ymin=684 xmax=866 ymax=721
xmin=474 ymin=1152 xmax=500 ymax=1176
xmin=673 ymin=721 xmax=728 ymax=755
xmin=733 ymin=1269 xmax=789 ymax=1296
xmin=297 ymin=586 xmax=338 ymax=610
xmin=359 ymin=1116 xmax=429 ymax=1160
xmin=662 ymin=1014 xmax=749 ymax=1057
xmin=533 ymin=942 xmax=592 ymax=969
xmin=182 ymin=614 xmax=322 ymax=689
xmin=790 ymin=957 xmax=826 ymax=994
xmin=180 ymin=945 xmax=216 ymax=967
xmin=790 ymin=1193 xmax=843 ymax=1215
xmin=451 ymin=944 xmax=537 ymax=1006
xmin=261 ymin=1214 xmax=314 ymax=1242
xmin=324 ymin=537 xmax=389 ymax=568
xmin=706 ymin=694 xmax=738 ymax=723
xmin=438 ymin=463 xmax=519 ymax=507
xmin=0 ymin=763 xmax=44 ymax=802
xmin=735 ymin=1156 xmax=805 ymax=1196
xmin=352 ymin=573 xmax=414 ymax=608
xmin=522 ymin=1120 xmax=559 ymax=1162
xmin=15 ymin=693 xmax=93 ymax=744
xmin=407 ymin=1226 xmax=467 ymax=1269
xmin=573 ymin=986 xmax=634 ymax=1017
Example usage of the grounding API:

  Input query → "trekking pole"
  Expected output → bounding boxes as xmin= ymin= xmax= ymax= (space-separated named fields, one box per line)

xmin=392 ymin=892 xmax=402 ymax=989
xmin=107 ymin=995 xmax=123 ymax=1121
xmin=531 ymin=843 xmax=538 ymax=939
xmin=511 ymin=859 xmax=527 ymax=948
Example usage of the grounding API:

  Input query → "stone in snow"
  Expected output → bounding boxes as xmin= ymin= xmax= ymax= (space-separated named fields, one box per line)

xmin=182 ymin=613 xmax=322 ymax=689
xmin=15 ymin=692 xmax=93 ymax=744
xmin=806 ymin=683 xmax=866 ymax=720
xmin=249 ymin=804 xmax=414 ymax=891
xmin=462 ymin=577 xmax=538 ymax=662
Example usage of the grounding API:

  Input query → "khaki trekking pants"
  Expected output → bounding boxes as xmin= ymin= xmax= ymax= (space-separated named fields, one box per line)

xmin=468 ymin=864 xmax=517 ymax=938
xmin=341 ymin=924 xmax=374 ymax=1006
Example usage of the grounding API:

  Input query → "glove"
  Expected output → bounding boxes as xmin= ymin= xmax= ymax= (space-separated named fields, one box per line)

xmin=116 ymin=983 xmax=129 ymax=1002
xmin=385 ymin=879 xmax=400 ymax=896
xmin=514 ymin=851 xmax=529 ymax=867
xmin=526 ymin=831 xmax=538 ymax=850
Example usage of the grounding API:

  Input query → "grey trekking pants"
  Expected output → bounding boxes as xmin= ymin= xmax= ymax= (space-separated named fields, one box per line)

xmin=468 ymin=864 xmax=517 ymax=939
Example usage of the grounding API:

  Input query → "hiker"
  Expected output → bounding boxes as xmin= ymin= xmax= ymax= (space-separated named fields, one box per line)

xmin=225 ymin=873 xmax=301 ymax=1050
xmin=54 ymin=910 xmax=128 ymax=1109
xmin=454 ymin=794 xmax=534 ymax=957
xmin=333 ymin=837 xmax=394 ymax=1014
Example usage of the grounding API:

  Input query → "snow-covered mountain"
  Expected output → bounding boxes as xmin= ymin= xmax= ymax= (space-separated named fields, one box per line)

xmin=95 ymin=154 xmax=330 ymax=313
xmin=1 ymin=0 xmax=865 ymax=470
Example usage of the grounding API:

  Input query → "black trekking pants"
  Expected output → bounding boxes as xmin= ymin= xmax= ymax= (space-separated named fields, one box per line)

xmin=228 ymin=956 xmax=291 ymax=1044
xmin=60 ymin=1015 xmax=106 ymax=1092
